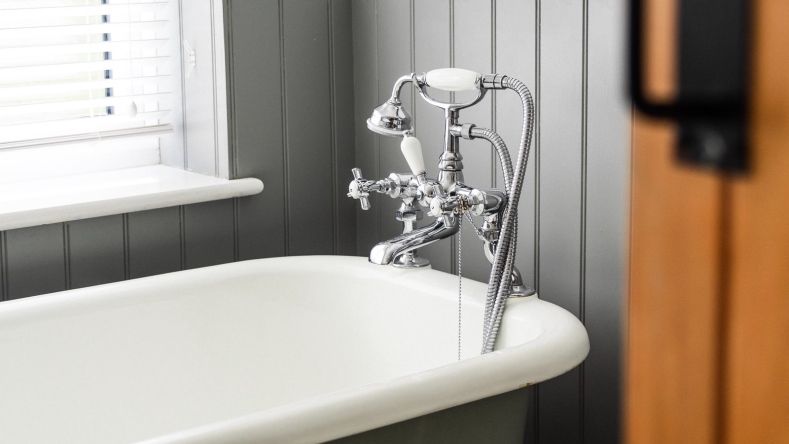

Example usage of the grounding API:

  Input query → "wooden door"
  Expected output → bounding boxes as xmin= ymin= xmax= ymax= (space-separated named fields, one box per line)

xmin=627 ymin=1 xmax=789 ymax=443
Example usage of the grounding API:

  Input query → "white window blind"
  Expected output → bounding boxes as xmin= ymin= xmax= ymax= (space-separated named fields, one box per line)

xmin=0 ymin=0 xmax=177 ymax=151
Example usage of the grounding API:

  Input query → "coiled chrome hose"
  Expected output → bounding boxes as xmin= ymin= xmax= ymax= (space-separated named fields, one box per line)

xmin=469 ymin=127 xmax=513 ymax=192
xmin=467 ymin=126 xmax=517 ymax=331
xmin=480 ymin=76 xmax=536 ymax=354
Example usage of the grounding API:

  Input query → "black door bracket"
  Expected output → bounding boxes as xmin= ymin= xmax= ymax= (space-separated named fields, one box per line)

xmin=630 ymin=0 xmax=750 ymax=173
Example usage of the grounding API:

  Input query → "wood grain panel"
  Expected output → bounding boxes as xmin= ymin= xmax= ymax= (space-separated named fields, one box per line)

xmin=627 ymin=117 xmax=723 ymax=444
xmin=724 ymin=0 xmax=789 ymax=441
xmin=642 ymin=0 xmax=678 ymax=102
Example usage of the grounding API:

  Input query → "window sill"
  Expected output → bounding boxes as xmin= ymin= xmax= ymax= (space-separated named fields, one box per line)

xmin=0 ymin=165 xmax=264 ymax=231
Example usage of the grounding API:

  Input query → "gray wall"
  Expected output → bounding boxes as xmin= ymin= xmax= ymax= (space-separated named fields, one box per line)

xmin=0 ymin=0 xmax=358 ymax=300
xmin=0 ymin=1 xmax=629 ymax=443
xmin=351 ymin=0 xmax=630 ymax=443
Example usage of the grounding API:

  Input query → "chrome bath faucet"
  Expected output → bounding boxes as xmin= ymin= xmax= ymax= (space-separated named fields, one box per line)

xmin=347 ymin=68 xmax=537 ymax=352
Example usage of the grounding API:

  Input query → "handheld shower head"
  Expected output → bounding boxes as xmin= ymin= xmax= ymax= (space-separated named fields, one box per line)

xmin=366 ymin=68 xmax=489 ymax=137
xmin=366 ymin=99 xmax=412 ymax=137
xmin=366 ymin=74 xmax=415 ymax=137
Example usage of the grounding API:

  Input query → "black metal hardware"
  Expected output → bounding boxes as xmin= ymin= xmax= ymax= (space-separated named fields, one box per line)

xmin=630 ymin=0 xmax=750 ymax=172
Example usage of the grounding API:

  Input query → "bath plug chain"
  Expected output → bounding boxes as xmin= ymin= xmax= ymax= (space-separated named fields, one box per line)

xmin=463 ymin=211 xmax=480 ymax=233
xmin=457 ymin=216 xmax=462 ymax=361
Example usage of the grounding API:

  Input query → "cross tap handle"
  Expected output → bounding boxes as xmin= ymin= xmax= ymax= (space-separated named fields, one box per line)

xmin=348 ymin=168 xmax=372 ymax=210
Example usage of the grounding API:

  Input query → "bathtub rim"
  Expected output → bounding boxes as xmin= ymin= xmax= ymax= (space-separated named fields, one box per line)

xmin=129 ymin=257 xmax=590 ymax=444
xmin=0 ymin=255 xmax=589 ymax=444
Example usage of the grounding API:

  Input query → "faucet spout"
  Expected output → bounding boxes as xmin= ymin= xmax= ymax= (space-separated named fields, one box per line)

xmin=369 ymin=216 xmax=459 ymax=265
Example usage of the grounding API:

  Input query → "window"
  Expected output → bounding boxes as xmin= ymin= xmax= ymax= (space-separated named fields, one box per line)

xmin=0 ymin=0 xmax=184 ymax=182
xmin=0 ymin=0 xmax=175 ymax=149
xmin=0 ymin=1 xmax=259 ymax=232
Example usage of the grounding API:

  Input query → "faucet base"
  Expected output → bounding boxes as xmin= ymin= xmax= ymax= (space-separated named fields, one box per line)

xmin=391 ymin=252 xmax=431 ymax=269
xmin=508 ymin=285 xmax=537 ymax=298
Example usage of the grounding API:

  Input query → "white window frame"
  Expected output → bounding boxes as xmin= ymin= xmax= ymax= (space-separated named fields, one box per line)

xmin=163 ymin=0 xmax=231 ymax=180
xmin=0 ymin=0 xmax=262 ymax=232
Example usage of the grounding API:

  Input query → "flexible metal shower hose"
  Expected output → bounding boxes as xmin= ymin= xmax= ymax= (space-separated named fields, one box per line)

xmin=470 ymin=127 xmax=514 ymax=193
xmin=480 ymin=76 xmax=536 ymax=354
xmin=467 ymin=126 xmax=517 ymax=332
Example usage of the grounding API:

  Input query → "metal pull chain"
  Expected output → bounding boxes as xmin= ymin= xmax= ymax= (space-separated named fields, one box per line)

xmin=457 ymin=215 xmax=463 ymax=361
xmin=463 ymin=211 xmax=481 ymax=233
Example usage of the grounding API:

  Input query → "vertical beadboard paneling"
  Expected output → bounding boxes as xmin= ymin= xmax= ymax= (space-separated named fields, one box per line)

xmin=412 ymin=0 xmax=452 ymax=273
xmin=496 ymin=0 xmax=538 ymax=290
xmin=0 ymin=232 xmax=8 ymax=301
xmin=495 ymin=1 xmax=539 ymax=439
xmin=230 ymin=0 xmax=287 ymax=260
xmin=454 ymin=0 xmax=493 ymax=283
xmin=537 ymin=0 xmax=585 ymax=441
xmin=539 ymin=1 xmax=584 ymax=443
xmin=584 ymin=0 xmax=629 ymax=442
xmin=375 ymin=0 xmax=413 ymax=242
xmin=184 ymin=200 xmax=235 ymax=269
xmin=331 ymin=0 xmax=358 ymax=256
xmin=127 ymin=208 xmax=182 ymax=278
xmin=351 ymin=0 xmax=381 ymax=255
xmin=0 ymin=231 xmax=8 ymax=302
xmin=68 ymin=216 xmax=126 ymax=289
xmin=354 ymin=0 xmax=628 ymax=443
xmin=538 ymin=2 xmax=584 ymax=319
xmin=5 ymin=224 xmax=66 ymax=299
xmin=283 ymin=0 xmax=335 ymax=255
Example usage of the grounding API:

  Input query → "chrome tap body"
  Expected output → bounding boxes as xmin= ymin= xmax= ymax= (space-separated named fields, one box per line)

xmin=349 ymin=71 xmax=510 ymax=267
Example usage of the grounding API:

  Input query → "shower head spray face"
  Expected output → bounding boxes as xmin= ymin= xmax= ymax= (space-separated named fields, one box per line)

xmin=366 ymin=99 xmax=412 ymax=137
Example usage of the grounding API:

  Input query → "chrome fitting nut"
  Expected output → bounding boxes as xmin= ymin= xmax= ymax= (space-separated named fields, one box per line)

xmin=477 ymin=227 xmax=499 ymax=242
xmin=466 ymin=189 xmax=485 ymax=215
xmin=416 ymin=181 xmax=444 ymax=207
xmin=461 ymin=123 xmax=475 ymax=140
xmin=395 ymin=206 xmax=423 ymax=222
xmin=481 ymin=73 xmax=507 ymax=89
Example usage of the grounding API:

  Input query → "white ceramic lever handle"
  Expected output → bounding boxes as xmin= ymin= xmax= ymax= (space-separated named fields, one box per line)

xmin=424 ymin=68 xmax=480 ymax=92
xmin=401 ymin=136 xmax=426 ymax=177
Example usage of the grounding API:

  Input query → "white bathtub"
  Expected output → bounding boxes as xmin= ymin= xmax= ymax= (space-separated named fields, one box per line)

xmin=0 ymin=256 xmax=588 ymax=444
